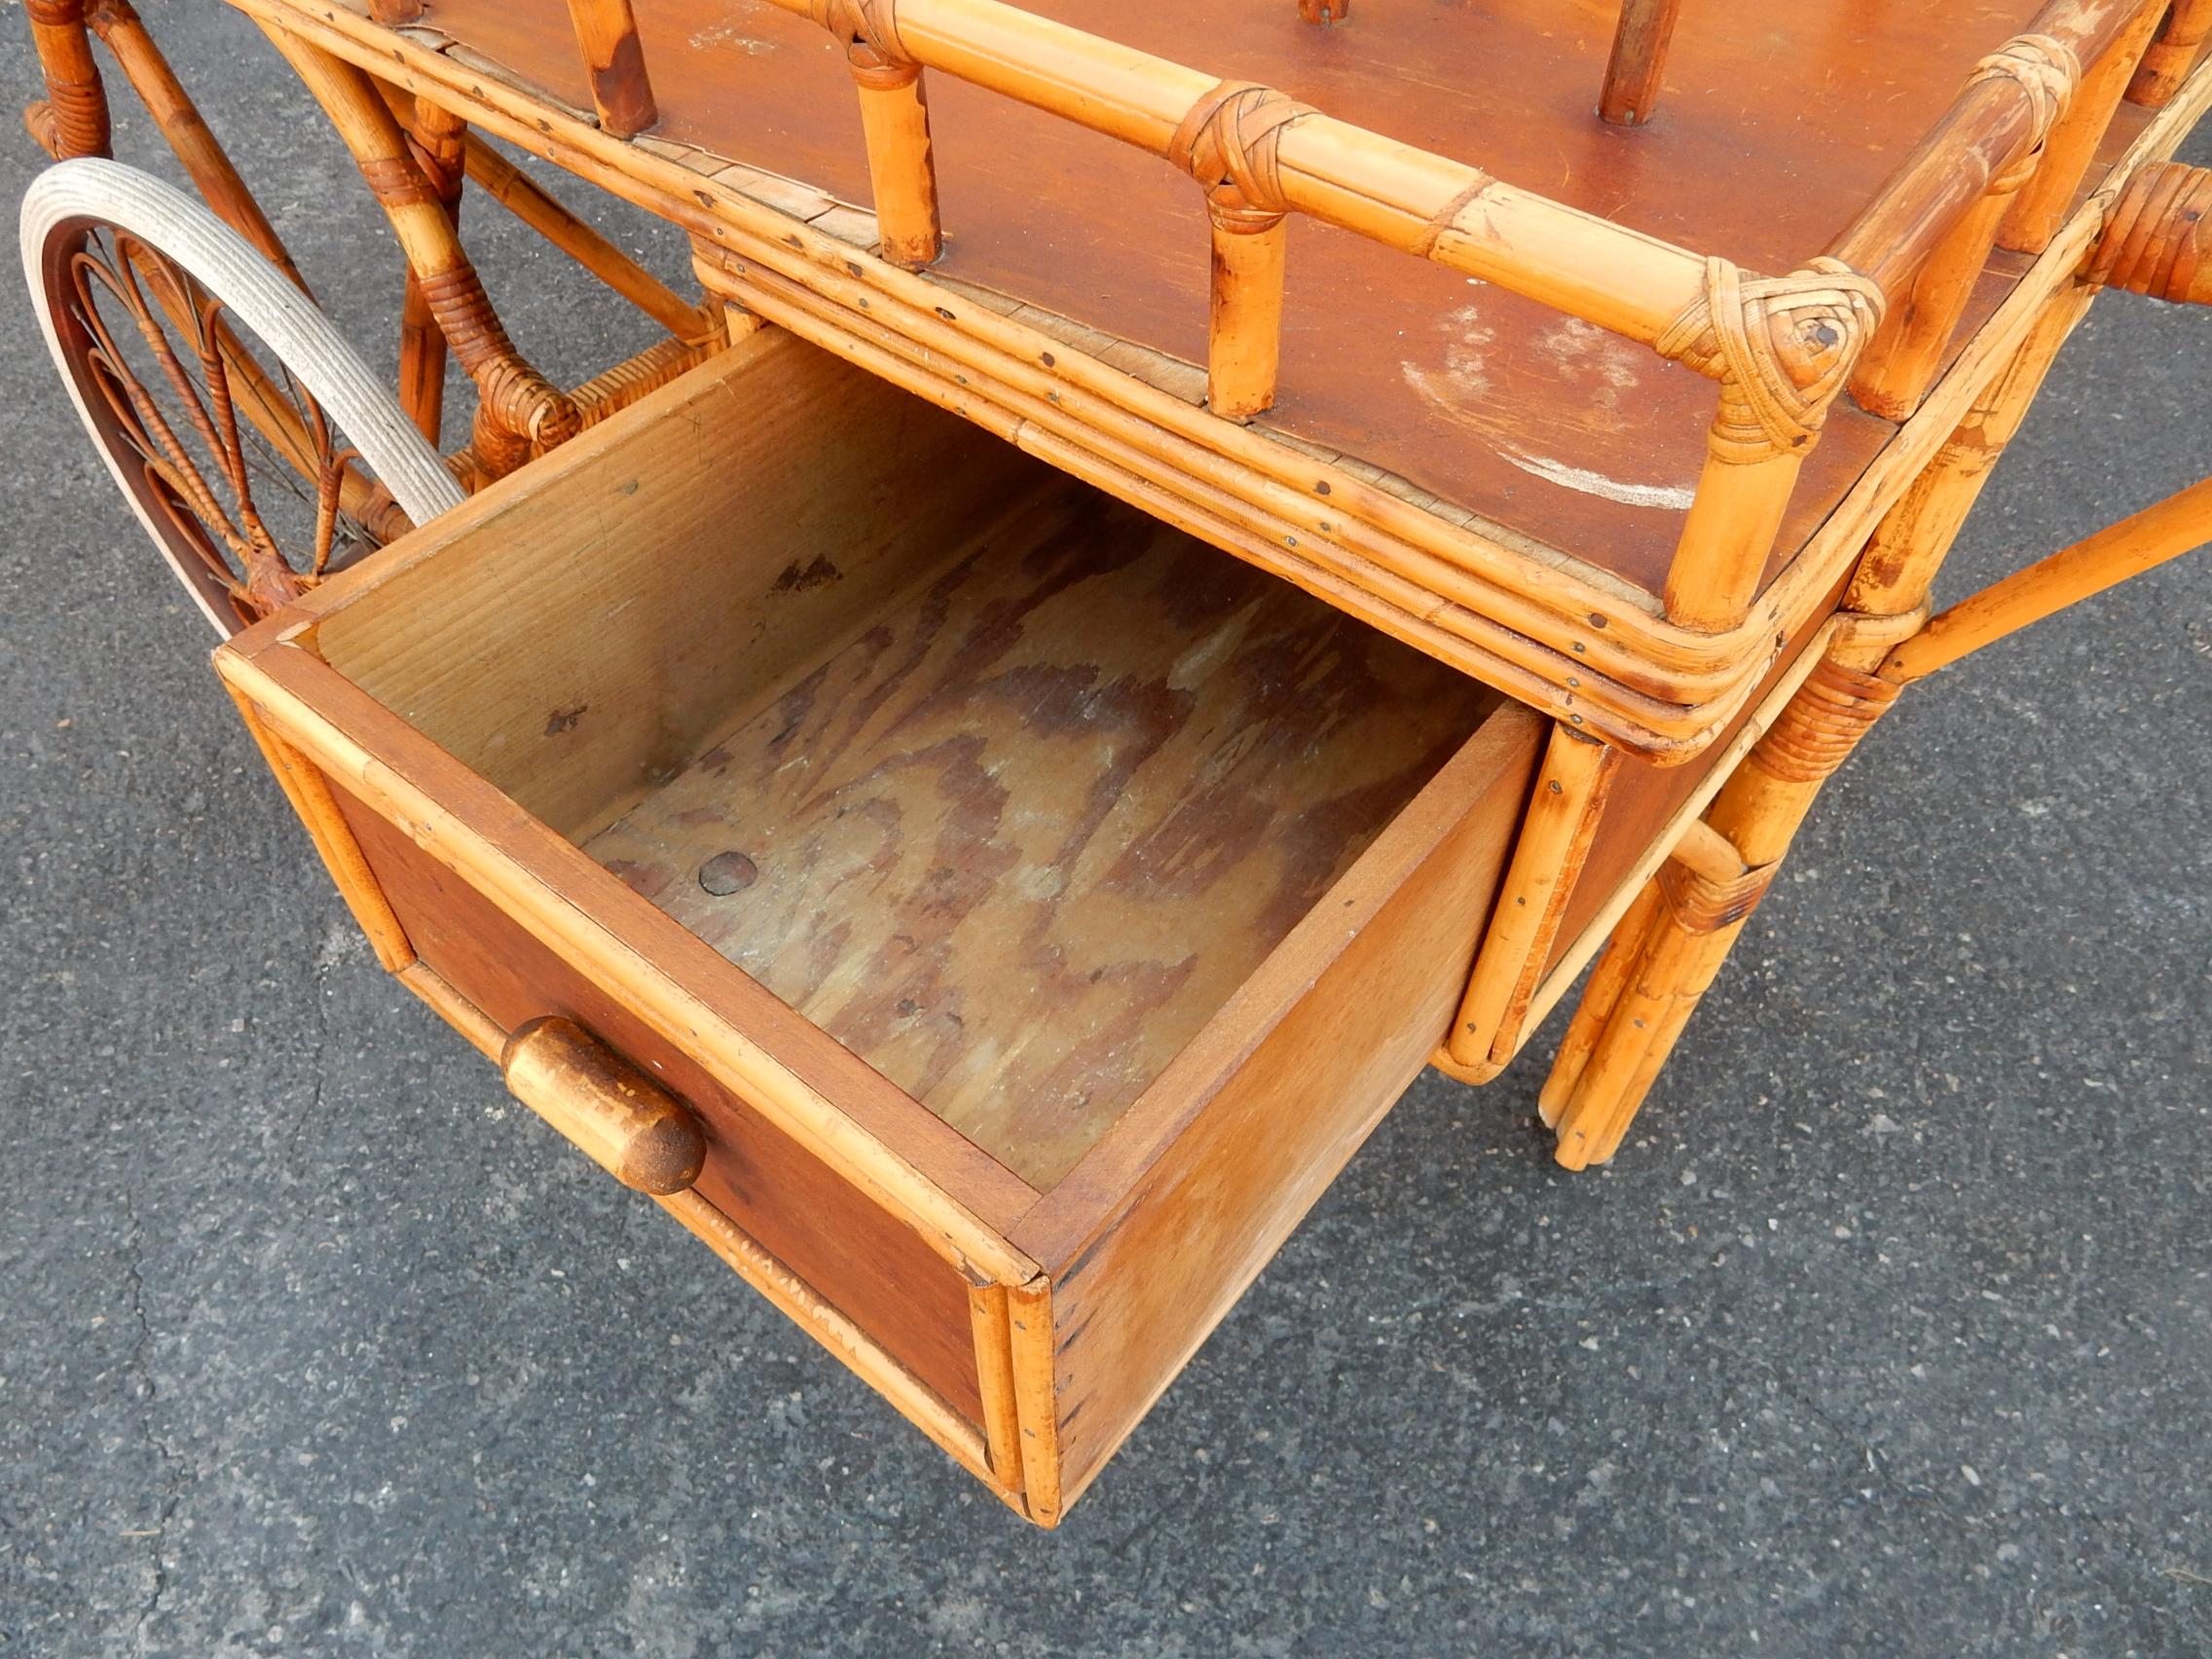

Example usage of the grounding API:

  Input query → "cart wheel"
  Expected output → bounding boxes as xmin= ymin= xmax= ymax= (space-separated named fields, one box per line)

xmin=20 ymin=159 xmax=465 ymax=637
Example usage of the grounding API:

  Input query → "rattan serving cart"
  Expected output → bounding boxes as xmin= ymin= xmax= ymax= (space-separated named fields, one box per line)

xmin=17 ymin=0 xmax=2210 ymax=1525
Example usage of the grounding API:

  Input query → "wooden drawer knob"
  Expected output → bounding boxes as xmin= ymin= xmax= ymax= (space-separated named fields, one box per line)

xmin=499 ymin=1016 xmax=706 ymax=1195
xmin=2089 ymin=162 xmax=2212 ymax=307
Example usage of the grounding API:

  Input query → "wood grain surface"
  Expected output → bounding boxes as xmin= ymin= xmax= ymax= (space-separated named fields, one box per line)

xmin=585 ymin=481 xmax=1500 ymax=1187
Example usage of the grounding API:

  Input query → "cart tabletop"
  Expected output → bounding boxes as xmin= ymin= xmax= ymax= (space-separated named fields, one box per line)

xmin=395 ymin=0 xmax=2125 ymax=599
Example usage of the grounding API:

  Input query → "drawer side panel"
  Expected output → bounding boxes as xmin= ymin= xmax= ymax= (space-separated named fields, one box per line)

xmin=1035 ymin=708 xmax=1544 ymax=1505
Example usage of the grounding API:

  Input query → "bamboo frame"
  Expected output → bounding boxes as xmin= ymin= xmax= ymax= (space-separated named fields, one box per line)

xmin=1531 ymin=261 xmax=2115 ymax=1165
xmin=375 ymin=83 xmax=711 ymax=341
xmin=227 ymin=0 xmax=2212 ymax=768
xmin=257 ymin=26 xmax=579 ymax=472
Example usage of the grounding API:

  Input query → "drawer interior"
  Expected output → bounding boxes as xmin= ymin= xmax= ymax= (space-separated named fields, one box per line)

xmin=308 ymin=329 xmax=1504 ymax=1190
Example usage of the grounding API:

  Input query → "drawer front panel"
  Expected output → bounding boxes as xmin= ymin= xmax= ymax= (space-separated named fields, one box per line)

xmin=332 ymin=785 xmax=988 ymax=1427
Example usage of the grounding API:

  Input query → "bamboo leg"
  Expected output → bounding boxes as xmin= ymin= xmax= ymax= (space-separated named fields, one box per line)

xmin=1541 ymin=297 xmax=2089 ymax=1166
xmin=1444 ymin=724 xmax=1620 ymax=1077
xmin=24 ymin=0 xmax=110 ymax=160
xmin=1536 ymin=877 xmax=1662 ymax=1125
xmin=1599 ymin=0 xmax=1682 ymax=127
xmin=1541 ymin=646 xmax=1901 ymax=1167
xmin=1550 ymin=855 xmax=1767 ymax=1169
xmin=853 ymin=64 xmax=942 ymax=269
xmin=2128 ymin=0 xmax=2212 ymax=106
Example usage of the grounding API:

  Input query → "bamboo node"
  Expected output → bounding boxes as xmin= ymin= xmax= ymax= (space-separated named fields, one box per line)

xmin=1168 ymin=81 xmax=1313 ymax=225
xmin=1656 ymin=857 xmax=1775 ymax=934
xmin=1656 ymin=257 xmax=1885 ymax=463
xmin=1416 ymin=177 xmax=1501 ymax=258
xmin=1748 ymin=655 xmax=1899 ymax=785
xmin=811 ymin=0 xmax=910 ymax=76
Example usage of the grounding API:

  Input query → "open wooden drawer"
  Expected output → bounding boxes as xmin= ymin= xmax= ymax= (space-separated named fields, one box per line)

xmin=214 ymin=327 xmax=1544 ymax=1524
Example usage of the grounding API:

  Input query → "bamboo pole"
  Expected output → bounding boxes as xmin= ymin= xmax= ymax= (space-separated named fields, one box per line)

xmin=1883 ymin=475 xmax=2212 ymax=684
xmin=852 ymin=65 xmax=942 ymax=269
xmin=461 ymin=134 xmax=712 ymax=336
xmin=563 ymin=0 xmax=658 ymax=138
xmin=1204 ymin=212 xmax=1286 ymax=419
xmin=2127 ymin=0 xmax=2212 ymax=106
xmin=85 ymin=0 xmax=304 ymax=288
xmin=1598 ymin=0 xmax=1682 ymax=127
xmin=23 ymin=0 xmax=110 ymax=160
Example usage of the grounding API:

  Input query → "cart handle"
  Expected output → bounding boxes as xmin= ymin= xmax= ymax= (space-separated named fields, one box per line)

xmin=1881 ymin=163 xmax=2212 ymax=685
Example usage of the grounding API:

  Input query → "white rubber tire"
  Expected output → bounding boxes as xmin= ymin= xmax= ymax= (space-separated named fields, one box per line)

xmin=20 ymin=158 xmax=465 ymax=634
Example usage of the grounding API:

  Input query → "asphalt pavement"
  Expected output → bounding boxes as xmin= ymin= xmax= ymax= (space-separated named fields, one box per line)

xmin=2 ymin=12 xmax=2207 ymax=1655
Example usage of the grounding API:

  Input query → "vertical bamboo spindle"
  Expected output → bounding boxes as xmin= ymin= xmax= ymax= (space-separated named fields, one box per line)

xmin=814 ymin=0 xmax=941 ymax=268
xmin=2127 ymin=0 xmax=2212 ymax=106
xmin=2002 ymin=1 xmax=2165 ymax=255
xmin=1169 ymin=82 xmax=1309 ymax=422
xmin=1658 ymin=258 xmax=1885 ymax=632
xmin=1599 ymin=0 xmax=1683 ymax=127
xmin=1852 ymin=35 xmax=2081 ymax=421
xmin=24 ymin=0 xmax=110 ymax=160
xmin=564 ymin=0 xmax=658 ymax=138
xmin=853 ymin=63 xmax=942 ymax=268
